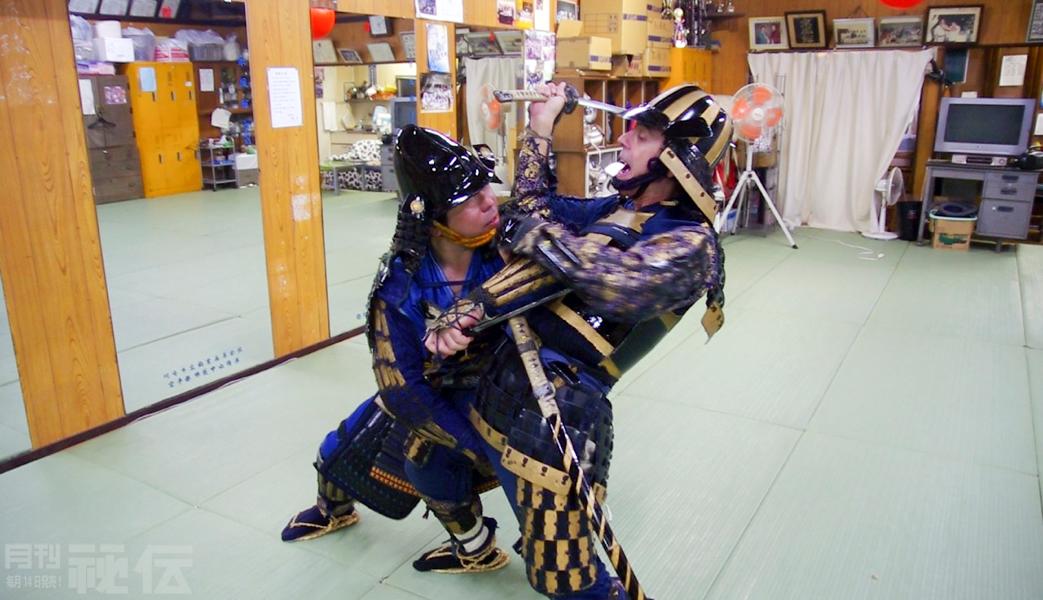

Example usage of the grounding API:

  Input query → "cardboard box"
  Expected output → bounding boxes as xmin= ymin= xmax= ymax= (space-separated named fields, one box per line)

xmin=646 ymin=2 xmax=663 ymax=19
xmin=557 ymin=36 xmax=612 ymax=71
xmin=93 ymin=37 xmax=134 ymax=63
xmin=930 ymin=215 xmax=976 ymax=251
xmin=610 ymin=54 xmax=642 ymax=77
xmin=648 ymin=18 xmax=674 ymax=48
xmin=558 ymin=20 xmax=584 ymax=38
xmin=642 ymin=47 xmax=671 ymax=77
xmin=582 ymin=0 xmax=648 ymax=56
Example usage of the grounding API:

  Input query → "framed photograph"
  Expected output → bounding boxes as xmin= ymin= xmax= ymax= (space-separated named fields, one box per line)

xmin=925 ymin=6 xmax=982 ymax=44
xmin=337 ymin=48 xmax=363 ymax=64
xmin=834 ymin=18 xmax=875 ymax=48
xmin=313 ymin=40 xmax=338 ymax=65
xmin=785 ymin=11 xmax=827 ymax=50
xmin=400 ymin=31 xmax=417 ymax=60
xmin=128 ymin=0 xmax=157 ymax=17
xmin=494 ymin=30 xmax=524 ymax=54
xmin=464 ymin=32 xmax=503 ymax=57
xmin=879 ymin=16 xmax=924 ymax=47
xmin=1028 ymin=0 xmax=1043 ymax=42
xmin=749 ymin=17 xmax=789 ymax=52
xmin=367 ymin=42 xmax=397 ymax=63
xmin=420 ymin=72 xmax=453 ymax=113
xmin=368 ymin=15 xmax=392 ymax=37
xmin=69 ymin=0 xmax=102 ymax=12
xmin=97 ymin=0 xmax=129 ymax=15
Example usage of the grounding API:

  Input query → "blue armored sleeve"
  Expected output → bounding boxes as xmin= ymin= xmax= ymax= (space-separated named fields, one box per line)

xmin=507 ymin=134 xmax=618 ymax=232
xmin=368 ymin=263 xmax=466 ymax=450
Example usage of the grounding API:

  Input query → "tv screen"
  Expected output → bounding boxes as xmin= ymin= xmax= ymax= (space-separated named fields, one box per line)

xmin=934 ymin=98 xmax=1035 ymax=156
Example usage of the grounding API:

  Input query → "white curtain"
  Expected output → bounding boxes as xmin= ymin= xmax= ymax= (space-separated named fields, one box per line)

xmin=748 ymin=50 xmax=934 ymax=232
xmin=463 ymin=57 xmax=523 ymax=187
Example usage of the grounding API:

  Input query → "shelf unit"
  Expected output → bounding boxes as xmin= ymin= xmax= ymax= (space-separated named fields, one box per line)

xmin=193 ymin=60 xmax=252 ymax=140
xmin=551 ymin=75 xmax=660 ymax=197
xmin=201 ymin=145 xmax=237 ymax=190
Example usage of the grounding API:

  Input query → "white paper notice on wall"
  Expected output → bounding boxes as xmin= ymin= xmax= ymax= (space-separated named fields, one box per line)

xmin=267 ymin=67 xmax=303 ymax=129
xmin=199 ymin=68 xmax=215 ymax=92
xmin=78 ymin=79 xmax=96 ymax=116
xmin=999 ymin=54 xmax=1028 ymax=87
xmin=1035 ymin=113 xmax=1043 ymax=137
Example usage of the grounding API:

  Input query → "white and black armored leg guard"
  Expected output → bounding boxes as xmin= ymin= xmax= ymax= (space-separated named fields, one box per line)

xmin=412 ymin=516 xmax=510 ymax=574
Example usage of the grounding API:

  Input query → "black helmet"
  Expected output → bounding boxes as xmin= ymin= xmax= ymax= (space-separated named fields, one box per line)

xmin=394 ymin=124 xmax=500 ymax=222
xmin=618 ymin=85 xmax=732 ymax=222
xmin=388 ymin=125 xmax=501 ymax=273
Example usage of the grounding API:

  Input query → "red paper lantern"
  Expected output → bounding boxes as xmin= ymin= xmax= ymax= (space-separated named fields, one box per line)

xmin=310 ymin=8 xmax=336 ymax=40
xmin=880 ymin=0 xmax=924 ymax=8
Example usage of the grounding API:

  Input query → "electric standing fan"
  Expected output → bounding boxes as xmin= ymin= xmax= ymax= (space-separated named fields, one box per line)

xmin=863 ymin=166 xmax=903 ymax=240
xmin=716 ymin=83 xmax=797 ymax=249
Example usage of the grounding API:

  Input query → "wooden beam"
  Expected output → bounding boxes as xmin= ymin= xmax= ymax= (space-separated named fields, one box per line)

xmin=0 ymin=0 xmax=124 ymax=447
xmin=912 ymin=77 xmax=942 ymax=203
xmin=245 ymin=0 xmax=330 ymax=355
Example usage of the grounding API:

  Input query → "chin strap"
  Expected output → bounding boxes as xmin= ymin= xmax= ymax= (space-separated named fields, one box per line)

xmin=610 ymin=157 xmax=669 ymax=201
xmin=433 ymin=222 xmax=498 ymax=249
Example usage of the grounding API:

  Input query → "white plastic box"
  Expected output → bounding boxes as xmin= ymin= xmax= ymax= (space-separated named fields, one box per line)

xmin=93 ymin=37 xmax=135 ymax=63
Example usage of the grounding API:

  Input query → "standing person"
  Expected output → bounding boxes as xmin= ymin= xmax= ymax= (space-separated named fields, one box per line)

xmin=281 ymin=125 xmax=509 ymax=573
xmin=421 ymin=83 xmax=731 ymax=599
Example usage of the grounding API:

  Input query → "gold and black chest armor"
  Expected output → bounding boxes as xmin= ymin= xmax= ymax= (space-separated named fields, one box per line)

xmin=530 ymin=207 xmax=684 ymax=383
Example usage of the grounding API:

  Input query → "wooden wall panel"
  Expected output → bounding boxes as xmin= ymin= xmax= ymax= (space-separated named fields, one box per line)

xmin=415 ymin=18 xmax=457 ymax=137
xmin=245 ymin=0 xmax=330 ymax=356
xmin=337 ymin=0 xmax=415 ymax=20
xmin=712 ymin=0 xmax=1036 ymax=94
xmin=0 ymin=0 xmax=124 ymax=447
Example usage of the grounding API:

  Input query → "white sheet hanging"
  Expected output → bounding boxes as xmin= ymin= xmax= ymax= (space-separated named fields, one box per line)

xmin=748 ymin=49 xmax=934 ymax=232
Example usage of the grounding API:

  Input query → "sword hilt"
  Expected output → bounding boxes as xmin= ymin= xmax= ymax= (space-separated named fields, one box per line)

xmin=493 ymin=85 xmax=580 ymax=115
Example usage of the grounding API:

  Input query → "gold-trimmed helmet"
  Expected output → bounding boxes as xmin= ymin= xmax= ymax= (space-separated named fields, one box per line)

xmin=618 ymin=84 xmax=732 ymax=223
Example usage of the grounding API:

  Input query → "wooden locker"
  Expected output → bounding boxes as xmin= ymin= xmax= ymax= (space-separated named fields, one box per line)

xmin=125 ymin=62 xmax=202 ymax=198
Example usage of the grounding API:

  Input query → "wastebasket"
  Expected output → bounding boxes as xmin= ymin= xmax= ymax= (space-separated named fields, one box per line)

xmin=897 ymin=200 xmax=922 ymax=241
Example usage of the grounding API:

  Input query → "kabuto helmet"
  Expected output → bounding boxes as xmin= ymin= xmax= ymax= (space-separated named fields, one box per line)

xmin=613 ymin=84 xmax=733 ymax=224
xmin=389 ymin=125 xmax=501 ymax=272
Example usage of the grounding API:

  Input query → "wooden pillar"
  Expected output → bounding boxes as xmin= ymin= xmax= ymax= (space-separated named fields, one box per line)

xmin=913 ymin=77 xmax=943 ymax=200
xmin=245 ymin=0 xmax=330 ymax=355
xmin=415 ymin=18 xmax=458 ymax=138
xmin=0 ymin=0 xmax=124 ymax=447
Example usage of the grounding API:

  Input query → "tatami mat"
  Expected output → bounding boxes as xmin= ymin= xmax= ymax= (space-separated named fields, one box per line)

xmin=1020 ymin=245 xmax=1043 ymax=350
xmin=704 ymin=432 xmax=1043 ymax=600
xmin=868 ymin=244 xmax=1026 ymax=347
xmin=2 ymin=221 xmax=1043 ymax=599
xmin=810 ymin=326 xmax=1037 ymax=474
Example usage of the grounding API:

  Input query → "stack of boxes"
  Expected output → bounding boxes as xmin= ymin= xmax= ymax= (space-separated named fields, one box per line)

xmin=557 ymin=0 xmax=673 ymax=78
xmin=91 ymin=21 xmax=135 ymax=63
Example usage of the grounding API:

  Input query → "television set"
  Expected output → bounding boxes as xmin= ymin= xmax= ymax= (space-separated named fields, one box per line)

xmin=390 ymin=97 xmax=416 ymax=132
xmin=934 ymin=97 xmax=1036 ymax=156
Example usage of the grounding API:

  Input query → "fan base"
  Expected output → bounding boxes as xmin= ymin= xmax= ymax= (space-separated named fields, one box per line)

xmin=861 ymin=231 xmax=899 ymax=241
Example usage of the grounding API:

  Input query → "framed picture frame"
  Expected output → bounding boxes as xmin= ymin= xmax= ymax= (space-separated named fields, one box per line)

xmin=1028 ymin=0 xmax=1043 ymax=42
xmin=494 ymin=30 xmax=524 ymax=54
xmin=128 ymin=0 xmax=158 ymax=17
xmin=367 ymin=42 xmax=397 ymax=63
xmin=400 ymin=31 xmax=417 ymax=61
xmin=925 ymin=6 xmax=983 ymax=45
xmin=785 ymin=11 xmax=827 ymax=50
xmin=313 ymin=39 xmax=338 ymax=64
xmin=748 ymin=17 xmax=789 ymax=52
xmin=879 ymin=16 xmax=924 ymax=48
xmin=69 ymin=0 xmax=102 ymax=13
xmin=337 ymin=48 xmax=363 ymax=65
xmin=97 ymin=0 xmax=129 ymax=15
xmin=368 ymin=15 xmax=393 ymax=37
xmin=942 ymin=47 xmax=969 ymax=84
xmin=834 ymin=18 xmax=875 ymax=48
xmin=464 ymin=32 xmax=503 ymax=57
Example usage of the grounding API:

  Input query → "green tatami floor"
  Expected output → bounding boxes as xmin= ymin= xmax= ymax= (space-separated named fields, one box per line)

xmin=2 ymin=229 xmax=1042 ymax=599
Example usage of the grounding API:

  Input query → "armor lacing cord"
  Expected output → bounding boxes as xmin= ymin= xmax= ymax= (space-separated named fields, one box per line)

xmin=433 ymin=221 xmax=498 ymax=249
